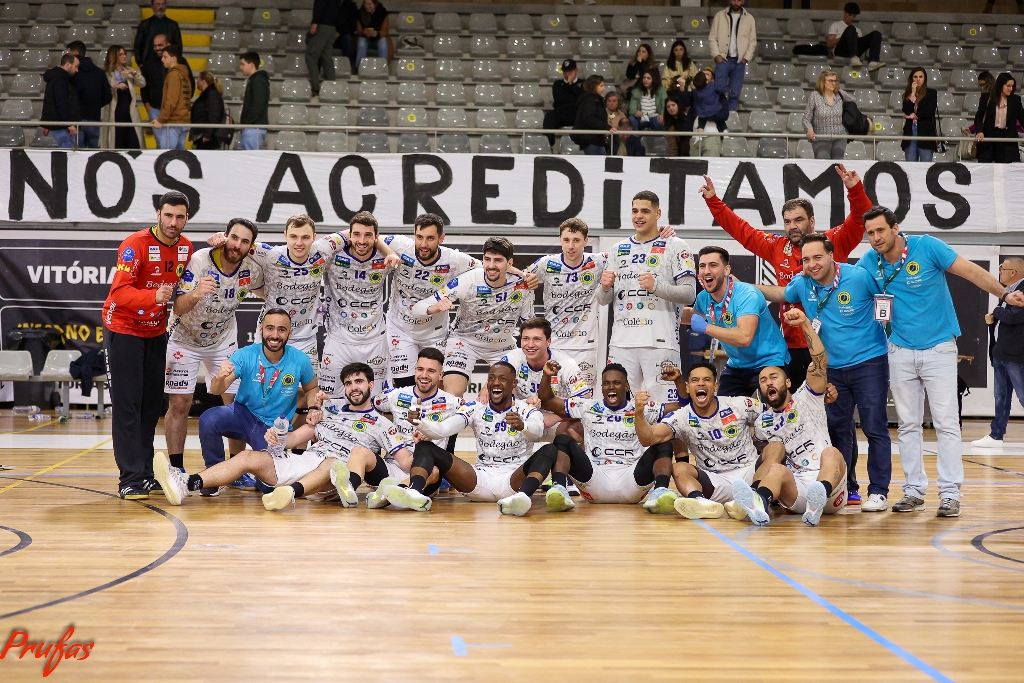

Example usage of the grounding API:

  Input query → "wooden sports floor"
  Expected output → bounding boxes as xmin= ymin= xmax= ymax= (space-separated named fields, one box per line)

xmin=1 ymin=414 xmax=1023 ymax=682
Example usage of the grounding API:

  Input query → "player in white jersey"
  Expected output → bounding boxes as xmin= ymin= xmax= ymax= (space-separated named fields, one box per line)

xmin=259 ymin=362 xmax=413 ymax=510
xmin=411 ymin=237 xmax=535 ymax=398
xmin=384 ymin=362 xmax=562 ymax=517
xmin=732 ymin=308 xmax=848 ymax=527
xmin=635 ymin=361 xmax=757 ymax=521
xmin=319 ymin=211 xmax=398 ymax=395
xmin=595 ymin=191 xmax=697 ymax=403
xmin=536 ymin=362 xmax=681 ymax=511
xmin=163 ymin=219 xmax=264 ymax=475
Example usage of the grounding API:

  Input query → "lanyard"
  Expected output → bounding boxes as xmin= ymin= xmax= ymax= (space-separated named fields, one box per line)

xmin=814 ymin=264 xmax=841 ymax=316
xmin=258 ymin=359 xmax=281 ymax=406
xmin=707 ymin=277 xmax=734 ymax=324
xmin=878 ymin=238 xmax=909 ymax=294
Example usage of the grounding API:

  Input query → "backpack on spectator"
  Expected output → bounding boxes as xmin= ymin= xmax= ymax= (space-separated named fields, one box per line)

xmin=215 ymin=109 xmax=235 ymax=147
xmin=839 ymin=92 xmax=870 ymax=136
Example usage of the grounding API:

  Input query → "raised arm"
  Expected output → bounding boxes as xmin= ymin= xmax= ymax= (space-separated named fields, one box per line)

xmin=689 ymin=310 xmax=760 ymax=348
xmin=633 ymin=390 xmax=676 ymax=446
xmin=826 ymin=165 xmax=870 ymax=258
xmin=537 ymin=361 xmax=569 ymax=416
xmin=947 ymin=256 xmax=1022 ymax=304
xmin=699 ymin=175 xmax=779 ymax=261
xmin=209 ymin=359 xmax=237 ymax=396
xmin=784 ymin=308 xmax=827 ymax=394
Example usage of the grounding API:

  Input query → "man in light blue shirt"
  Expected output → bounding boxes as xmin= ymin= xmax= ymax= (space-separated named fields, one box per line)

xmin=760 ymin=233 xmax=891 ymax=511
xmin=858 ymin=206 xmax=1024 ymax=518
xmin=687 ymin=246 xmax=790 ymax=396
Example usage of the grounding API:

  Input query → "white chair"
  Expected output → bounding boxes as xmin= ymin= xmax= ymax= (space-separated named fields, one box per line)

xmin=0 ymin=350 xmax=34 ymax=381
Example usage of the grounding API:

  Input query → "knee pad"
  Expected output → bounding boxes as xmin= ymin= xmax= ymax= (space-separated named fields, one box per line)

xmin=553 ymin=433 xmax=577 ymax=453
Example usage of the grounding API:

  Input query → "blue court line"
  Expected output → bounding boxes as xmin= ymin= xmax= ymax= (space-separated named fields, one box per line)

xmin=450 ymin=636 xmax=512 ymax=657
xmin=428 ymin=544 xmax=439 ymax=555
xmin=694 ymin=520 xmax=954 ymax=683
xmin=931 ymin=521 xmax=1024 ymax=575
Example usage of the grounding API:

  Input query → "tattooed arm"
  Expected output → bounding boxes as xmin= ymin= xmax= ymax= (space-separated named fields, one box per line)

xmin=782 ymin=307 xmax=828 ymax=395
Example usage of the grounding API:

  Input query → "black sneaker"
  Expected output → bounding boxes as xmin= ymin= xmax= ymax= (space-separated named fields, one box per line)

xmin=143 ymin=477 xmax=163 ymax=493
xmin=119 ymin=485 xmax=149 ymax=500
xmin=200 ymin=486 xmax=222 ymax=497
xmin=891 ymin=494 xmax=925 ymax=512
xmin=936 ymin=498 xmax=961 ymax=517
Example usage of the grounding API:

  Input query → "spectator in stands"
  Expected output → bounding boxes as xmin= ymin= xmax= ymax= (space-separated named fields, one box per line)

xmin=622 ymin=44 xmax=659 ymax=96
xmin=191 ymin=71 xmax=225 ymax=150
xmin=964 ymin=71 xmax=996 ymax=137
xmin=902 ymin=68 xmax=937 ymax=162
xmin=335 ymin=0 xmax=359 ymax=71
xmin=66 ymin=42 xmax=112 ymax=149
xmin=629 ymin=72 xmax=666 ymax=134
xmin=605 ymin=91 xmax=637 ymax=156
xmin=828 ymin=3 xmax=884 ymax=72
xmin=976 ymin=72 xmax=1024 ymax=164
xmin=140 ymin=34 xmax=170 ymax=138
xmin=693 ymin=69 xmax=729 ymax=133
xmin=152 ymin=44 xmax=191 ymax=150
xmin=355 ymin=0 xmax=391 ymax=67
xmin=41 ymin=54 xmax=80 ymax=149
xmin=307 ymin=0 xmax=341 ymax=97
xmin=572 ymin=75 xmax=613 ymax=155
xmin=238 ymin=52 xmax=270 ymax=150
xmin=663 ymin=97 xmax=692 ymax=157
xmin=662 ymin=40 xmax=697 ymax=93
xmin=983 ymin=0 xmax=1024 ymax=14
xmin=709 ymin=0 xmax=755 ymax=112
xmin=102 ymin=45 xmax=146 ymax=150
xmin=543 ymin=59 xmax=582 ymax=147
xmin=134 ymin=0 xmax=182 ymax=67
xmin=803 ymin=70 xmax=849 ymax=160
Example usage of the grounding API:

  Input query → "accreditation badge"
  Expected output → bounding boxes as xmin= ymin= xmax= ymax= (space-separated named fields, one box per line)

xmin=873 ymin=294 xmax=893 ymax=322
xmin=811 ymin=318 xmax=822 ymax=334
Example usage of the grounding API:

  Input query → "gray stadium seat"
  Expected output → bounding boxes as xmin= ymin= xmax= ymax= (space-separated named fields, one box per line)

xmin=580 ymin=37 xmax=608 ymax=59
xmin=556 ymin=134 xmax=582 ymax=155
xmin=281 ymin=55 xmax=306 ymax=77
xmin=854 ymin=89 xmax=885 ymax=113
xmin=0 ymin=2 xmax=29 ymax=22
xmin=759 ymin=40 xmax=789 ymax=61
xmin=65 ymin=26 xmax=97 ymax=46
xmin=1 ymin=98 xmax=32 ymax=120
xmin=727 ymin=111 xmax=745 ymax=132
xmin=508 ymin=60 xmax=537 ymax=83
xmin=742 ymin=61 xmax=766 ymax=85
xmin=318 ymin=105 xmax=348 ymax=126
xmin=997 ymin=25 xmax=1024 ymax=45
xmin=777 ymin=87 xmax=807 ymax=110
xmin=520 ymin=135 xmax=551 ymax=155
xmin=9 ymin=73 xmax=41 ymax=96
xmin=787 ymin=18 xmax=817 ymax=40
xmin=434 ymin=59 xmax=465 ymax=81
xmin=475 ymin=107 xmax=508 ymax=128
xmin=504 ymin=14 xmax=533 ymax=35
xmin=358 ymin=80 xmax=389 ymax=104
xmin=275 ymin=104 xmax=309 ymax=126
xmin=211 ymin=29 xmax=241 ymax=51
xmin=479 ymin=134 xmax=512 ymax=154
xmin=285 ymin=32 xmax=306 ymax=53
xmin=206 ymin=53 xmax=236 ymax=75
xmin=397 ymin=82 xmax=427 ymax=104
xmin=888 ymin=90 xmax=904 ymax=111
xmin=796 ymin=139 xmax=814 ymax=159
xmin=687 ymin=37 xmax=711 ymax=61
xmin=926 ymin=23 xmax=957 ymax=44
xmin=844 ymin=141 xmax=869 ymax=160
xmin=540 ymin=15 xmax=569 ymax=34
xmin=356 ymin=132 xmax=390 ymax=153
xmin=28 ymin=26 xmax=58 ymax=46
xmin=740 ymin=85 xmax=772 ymax=108
xmin=1011 ymin=47 xmax=1024 ymax=68
xmin=876 ymin=66 xmax=908 ymax=89
xmin=582 ymin=60 xmax=613 ymax=80
xmin=576 ymin=15 xmax=604 ymax=35
xmin=316 ymin=132 xmax=347 ymax=153
xmin=470 ymin=36 xmax=499 ymax=58
xmin=890 ymin=22 xmax=920 ymax=41
xmin=950 ymin=69 xmax=976 ymax=91
xmin=927 ymin=68 xmax=949 ymax=89
xmin=0 ymin=48 xmax=11 ymax=69
xmin=18 ymin=49 xmax=51 ymax=71
xmin=220 ymin=78 xmax=239 ymax=100
xmin=757 ymin=138 xmax=787 ymax=158
xmin=649 ymin=38 xmax=673 ymax=61
xmin=288 ymin=9 xmax=312 ymax=28
xmin=512 ymin=84 xmax=542 ymax=107
xmin=0 ymin=126 xmax=25 ymax=147
xmin=436 ymin=107 xmax=468 ymax=128
xmin=878 ymin=43 xmax=897 ymax=64
xmin=398 ymin=133 xmax=431 ymax=153
xmin=720 ymin=136 xmax=750 ymax=157
xmin=437 ymin=134 xmax=470 ymax=153
xmin=398 ymin=106 xmax=427 ymax=127
xmin=611 ymin=16 xmax=640 ymax=36
xmin=73 ymin=3 xmax=103 ymax=22
xmin=468 ymin=13 xmax=497 ymax=34
xmin=29 ymin=128 xmax=55 ymax=147
xmin=756 ymin=17 xmax=782 ymax=37
xmin=397 ymin=58 xmax=426 ymax=81
xmin=216 ymin=6 xmax=244 ymax=27
xmin=432 ymin=36 xmax=462 ymax=57
xmin=747 ymin=110 xmax=782 ymax=133
xmin=247 ymin=30 xmax=278 ymax=52
xmin=963 ymin=92 xmax=983 ymax=118
xmin=396 ymin=12 xmax=425 ymax=33
xmin=901 ymin=44 xmax=930 ymax=63
xmin=357 ymin=106 xmax=389 ymax=127
xmin=871 ymin=115 xmax=898 ymax=136
xmin=252 ymin=8 xmax=281 ymax=27
xmin=473 ymin=83 xmax=504 ymax=106
xmin=472 ymin=59 xmax=502 ymax=82
xmin=646 ymin=15 xmax=675 ymax=36
xmin=506 ymin=36 xmax=536 ymax=58
xmin=544 ymin=36 xmax=570 ymax=59
xmin=938 ymin=46 xmax=969 ymax=67
xmin=974 ymin=47 xmax=1005 ymax=69
xmin=435 ymin=83 xmax=467 ymax=105
xmin=280 ymin=79 xmax=311 ymax=102
xmin=803 ymin=63 xmax=827 ymax=87
xmin=0 ymin=25 xmax=18 ymax=46
xmin=642 ymin=136 xmax=668 ymax=156
xmin=432 ymin=12 xmax=462 ymax=34
xmin=516 ymin=109 xmax=544 ymax=129
xmin=613 ymin=36 xmax=639 ymax=58
xmin=110 ymin=3 xmax=140 ymax=24
xmin=875 ymin=141 xmax=903 ymax=161
xmin=769 ymin=63 xmax=800 ymax=85
xmin=841 ymin=65 xmax=870 ymax=89
xmin=683 ymin=15 xmax=709 ymax=35
xmin=962 ymin=24 xmax=989 ymax=44
xmin=359 ymin=57 xmax=389 ymax=79
xmin=544 ymin=60 xmax=565 ymax=80
xmin=319 ymin=80 xmax=349 ymax=103
xmin=786 ymin=112 xmax=804 ymax=134
xmin=275 ymin=131 xmax=308 ymax=151
xmin=102 ymin=26 xmax=134 ymax=47
xmin=940 ymin=117 xmax=969 ymax=137
xmin=936 ymin=92 xmax=962 ymax=115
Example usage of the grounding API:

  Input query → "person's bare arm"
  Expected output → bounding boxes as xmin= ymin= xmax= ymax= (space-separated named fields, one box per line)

xmin=948 ymin=256 xmax=1024 ymax=306
xmin=173 ymin=275 xmax=217 ymax=315
xmin=784 ymin=308 xmax=828 ymax=394
xmin=753 ymin=284 xmax=788 ymax=303
xmin=538 ymin=361 xmax=569 ymax=416
xmin=633 ymin=390 xmax=676 ymax=446
xmin=706 ymin=314 xmax=760 ymax=348
xmin=209 ymin=360 xmax=237 ymax=396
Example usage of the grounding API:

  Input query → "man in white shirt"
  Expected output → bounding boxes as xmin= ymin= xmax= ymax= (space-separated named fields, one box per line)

xmin=708 ymin=0 xmax=756 ymax=112
xmin=827 ymin=2 xmax=884 ymax=72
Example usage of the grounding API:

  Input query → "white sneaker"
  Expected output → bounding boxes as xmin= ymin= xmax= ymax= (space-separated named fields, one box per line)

xmin=642 ymin=487 xmax=679 ymax=514
xmin=802 ymin=481 xmax=827 ymax=527
xmin=545 ymin=484 xmax=575 ymax=511
xmin=153 ymin=451 xmax=189 ymax=506
xmin=849 ymin=56 xmax=863 ymax=67
xmin=498 ymin=491 xmax=532 ymax=516
xmin=385 ymin=483 xmax=433 ymax=512
xmin=723 ymin=501 xmax=748 ymax=520
xmin=367 ymin=477 xmax=397 ymax=509
xmin=867 ymin=61 xmax=885 ymax=72
xmin=971 ymin=435 xmax=1004 ymax=449
xmin=673 ymin=495 xmax=725 ymax=520
xmin=732 ymin=479 xmax=769 ymax=526
xmin=262 ymin=486 xmax=295 ymax=511
xmin=861 ymin=493 xmax=888 ymax=512
xmin=329 ymin=460 xmax=359 ymax=508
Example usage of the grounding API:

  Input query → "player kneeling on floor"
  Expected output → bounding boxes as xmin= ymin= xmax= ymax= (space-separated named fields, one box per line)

xmin=385 ymin=362 xmax=559 ymax=516
xmin=732 ymin=309 xmax=848 ymax=527
xmin=536 ymin=361 xmax=678 ymax=511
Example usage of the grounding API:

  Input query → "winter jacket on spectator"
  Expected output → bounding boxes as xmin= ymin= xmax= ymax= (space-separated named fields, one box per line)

xmin=72 ymin=55 xmax=112 ymax=121
xmin=240 ymin=70 xmax=271 ymax=125
xmin=41 ymin=66 xmax=81 ymax=130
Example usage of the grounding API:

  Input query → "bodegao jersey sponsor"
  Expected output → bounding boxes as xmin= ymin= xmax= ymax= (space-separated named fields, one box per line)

xmin=421 ymin=268 xmax=535 ymax=348
xmin=500 ymin=347 xmax=590 ymax=401
xmin=373 ymin=387 xmax=464 ymax=449
xmin=169 ymin=248 xmax=264 ymax=348
xmin=451 ymin=400 xmax=542 ymax=468
xmin=664 ymin=396 xmax=761 ymax=473
xmin=564 ymin=397 xmax=666 ymax=467
xmin=525 ymin=252 xmax=609 ymax=350
xmin=322 ymin=239 xmax=393 ymax=342
xmin=314 ymin=403 xmax=405 ymax=461
xmin=754 ymin=383 xmax=832 ymax=474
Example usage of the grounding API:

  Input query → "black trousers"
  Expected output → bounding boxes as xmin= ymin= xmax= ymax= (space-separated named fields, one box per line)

xmin=977 ymin=128 xmax=1021 ymax=164
xmin=543 ymin=108 xmax=577 ymax=146
xmin=833 ymin=25 xmax=881 ymax=63
xmin=104 ymin=328 xmax=166 ymax=488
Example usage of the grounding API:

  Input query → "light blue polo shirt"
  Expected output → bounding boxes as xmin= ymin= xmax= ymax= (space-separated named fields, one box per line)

xmin=856 ymin=234 xmax=960 ymax=350
xmin=785 ymin=265 xmax=888 ymax=369
xmin=230 ymin=344 xmax=315 ymax=426
xmin=696 ymin=280 xmax=791 ymax=370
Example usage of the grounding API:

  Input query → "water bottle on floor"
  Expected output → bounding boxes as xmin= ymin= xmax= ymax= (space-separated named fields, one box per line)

xmin=12 ymin=405 xmax=40 ymax=415
xmin=269 ymin=415 xmax=289 ymax=458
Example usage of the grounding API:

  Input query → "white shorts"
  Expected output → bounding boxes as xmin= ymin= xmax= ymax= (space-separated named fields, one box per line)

xmin=573 ymin=463 xmax=652 ymax=504
xmin=385 ymin=459 xmax=409 ymax=484
xmin=553 ymin=346 xmax=601 ymax=388
xmin=702 ymin=464 xmax=756 ymax=504
xmin=442 ymin=335 xmax=516 ymax=378
xmin=320 ymin=334 xmax=389 ymax=398
xmin=386 ymin=331 xmax=446 ymax=383
xmin=272 ymin=450 xmax=327 ymax=487
xmin=465 ymin=464 xmax=519 ymax=502
xmin=606 ymin=345 xmax=681 ymax=403
xmin=165 ymin=338 xmax=239 ymax=395
xmin=782 ymin=469 xmax=849 ymax=515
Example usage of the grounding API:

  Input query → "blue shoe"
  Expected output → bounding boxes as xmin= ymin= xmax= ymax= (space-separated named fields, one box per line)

xmin=847 ymin=490 xmax=861 ymax=506
xmin=229 ymin=473 xmax=257 ymax=491
xmin=253 ymin=477 xmax=274 ymax=495
xmin=439 ymin=478 xmax=451 ymax=493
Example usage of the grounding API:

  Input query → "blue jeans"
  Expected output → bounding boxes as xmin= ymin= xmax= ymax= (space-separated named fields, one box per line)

xmin=198 ymin=402 xmax=271 ymax=469
xmin=583 ymin=144 xmax=606 ymax=155
xmin=78 ymin=120 xmax=101 ymax=148
xmin=713 ymin=56 xmax=746 ymax=111
xmin=630 ymin=115 xmax=665 ymax=132
xmin=147 ymin=107 xmax=164 ymax=148
xmin=905 ymin=122 xmax=934 ymax=161
xmin=990 ymin=358 xmax=1024 ymax=439
xmin=826 ymin=354 xmax=892 ymax=496
xmin=49 ymin=129 xmax=76 ymax=148
xmin=161 ymin=126 xmax=189 ymax=150
xmin=356 ymin=35 xmax=388 ymax=66
xmin=240 ymin=128 xmax=267 ymax=150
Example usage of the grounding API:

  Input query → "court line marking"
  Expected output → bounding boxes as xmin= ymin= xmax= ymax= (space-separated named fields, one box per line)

xmin=0 ymin=526 xmax=32 ymax=559
xmin=971 ymin=526 xmax=1024 ymax=565
xmin=450 ymin=636 xmax=512 ymax=657
xmin=695 ymin=520 xmax=954 ymax=683
xmin=931 ymin=521 xmax=1024 ymax=575
xmin=0 ymin=438 xmax=112 ymax=496
xmin=963 ymin=459 xmax=1024 ymax=477
xmin=0 ymin=476 xmax=188 ymax=621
